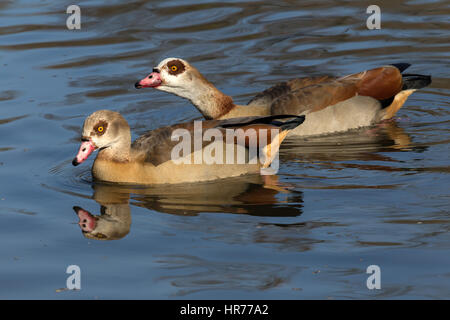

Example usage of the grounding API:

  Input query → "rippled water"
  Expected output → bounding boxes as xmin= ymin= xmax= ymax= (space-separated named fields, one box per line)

xmin=0 ymin=0 xmax=449 ymax=299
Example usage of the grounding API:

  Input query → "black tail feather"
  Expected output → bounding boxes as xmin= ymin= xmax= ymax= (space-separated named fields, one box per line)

xmin=379 ymin=71 xmax=431 ymax=108
xmin=402 ymin=73 xmax=432 ymax=90
xmin=279 ymin=116 xmax=306 ymax=131
xmin=389 ymin=63 xmax=431 ymax=89
xmin=391 ymin=63 xmax=411 ymax=73
xmin=218 ymin=115 xmax=305 ymax=130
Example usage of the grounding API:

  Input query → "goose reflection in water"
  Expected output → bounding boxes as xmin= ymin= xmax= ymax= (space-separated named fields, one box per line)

xmin=72 ymin=174 xmax=304 ymax=240
xmin=280 ymin=119 xmax=426 ymax=164
xmin=74 ymin=183 xmax=131 ymax=240
xmin=72 ymin=120 xmax=420 ymax=241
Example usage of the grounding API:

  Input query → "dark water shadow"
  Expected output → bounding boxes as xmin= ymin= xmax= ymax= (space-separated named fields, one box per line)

xmin=279 ymin=120 xmax=433 ymax=178
xmin=71 ymin=174 xmax=304 ymax=240
xmin=281 ymin=120 xmax=424 ymax=162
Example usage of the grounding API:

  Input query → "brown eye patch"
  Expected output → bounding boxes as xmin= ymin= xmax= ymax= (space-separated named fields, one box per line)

xmin=167 ymin=59 xmax=185 ymax=76
xmin=93 ymin=120 xmax=108 ymax=136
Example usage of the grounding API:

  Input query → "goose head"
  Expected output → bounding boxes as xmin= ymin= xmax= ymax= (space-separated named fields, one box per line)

xmin=135 ymin=58 xmax=210 ymax=100
xmin=72 ymin=110 xmax=130 ymax=166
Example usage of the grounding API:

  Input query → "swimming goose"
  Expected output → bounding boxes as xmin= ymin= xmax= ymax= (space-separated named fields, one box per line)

xmin=135 ymin=58 xmax=431 ymax=136
xmin=72 ymin=110 xmax=304 ymax=184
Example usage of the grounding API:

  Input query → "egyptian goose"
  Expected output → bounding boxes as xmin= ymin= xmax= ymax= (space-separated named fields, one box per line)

xmin=72 ymin=110 xmax=304 ymax=184
xmin=135 ymin=58 xmax=431 ymax=136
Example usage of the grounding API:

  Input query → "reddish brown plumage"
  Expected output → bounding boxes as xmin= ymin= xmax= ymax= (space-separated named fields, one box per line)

xmin=270 ymin=65 xmax=405 ymax=115
xmin=354 ymin=66 xmax=403 ymax=100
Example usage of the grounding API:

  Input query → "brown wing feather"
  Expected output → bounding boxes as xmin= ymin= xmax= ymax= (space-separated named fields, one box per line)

xmin=271 ymin=78 xmax=359 ymax=115
xmin=247 ymin=76 xmax=333 ymax=107
xmin=131 ymin=116 xmax=303 ymax=166
xmin=346 ymin=65 xmax=403 ymax=100
xmin=131 ymin=121 xmax=222 ymax=167
xmin=270 ymin=65 xmax=404 ymax=115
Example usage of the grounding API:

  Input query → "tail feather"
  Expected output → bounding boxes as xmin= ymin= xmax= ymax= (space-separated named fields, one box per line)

xmin=277 ymin=115 xmax=305 ymax=131
xmin=391 ymin=63 xmax=411 ymax=73
xmin=389 ymin=62 xmax=432 ymax=90
xmin=402 ymin=73 xmax=432 ymax=90
xmin=381 ymin=71 xmax=431 ymax=119
xmin=379 ymin=65 xmax=431 ymax=113
xmin=218 ymin=114 xmax=305 ymax=130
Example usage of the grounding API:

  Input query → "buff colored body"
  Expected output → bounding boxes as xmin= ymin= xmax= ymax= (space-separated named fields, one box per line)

xmin=72 ymin=110 xmax=302 ymax=184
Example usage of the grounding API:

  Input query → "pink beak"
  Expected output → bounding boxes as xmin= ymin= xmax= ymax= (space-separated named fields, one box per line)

xmin=72 ymin=140 xmax=96 ymax=166
xmin=74 ymin=206 xmax=97 ymax=232
xmin=135 ymin=72 xmax=162 ymax=88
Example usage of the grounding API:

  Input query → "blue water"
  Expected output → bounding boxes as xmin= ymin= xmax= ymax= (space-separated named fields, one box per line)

xmin=0 ymin=0 xmax=449 ymax=299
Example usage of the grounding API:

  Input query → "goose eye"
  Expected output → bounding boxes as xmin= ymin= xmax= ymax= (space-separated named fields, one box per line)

xmin=94 ymin=121 xmax=108 ymax=136
xmin=170 ymin=65 xmax=178 ymax=72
